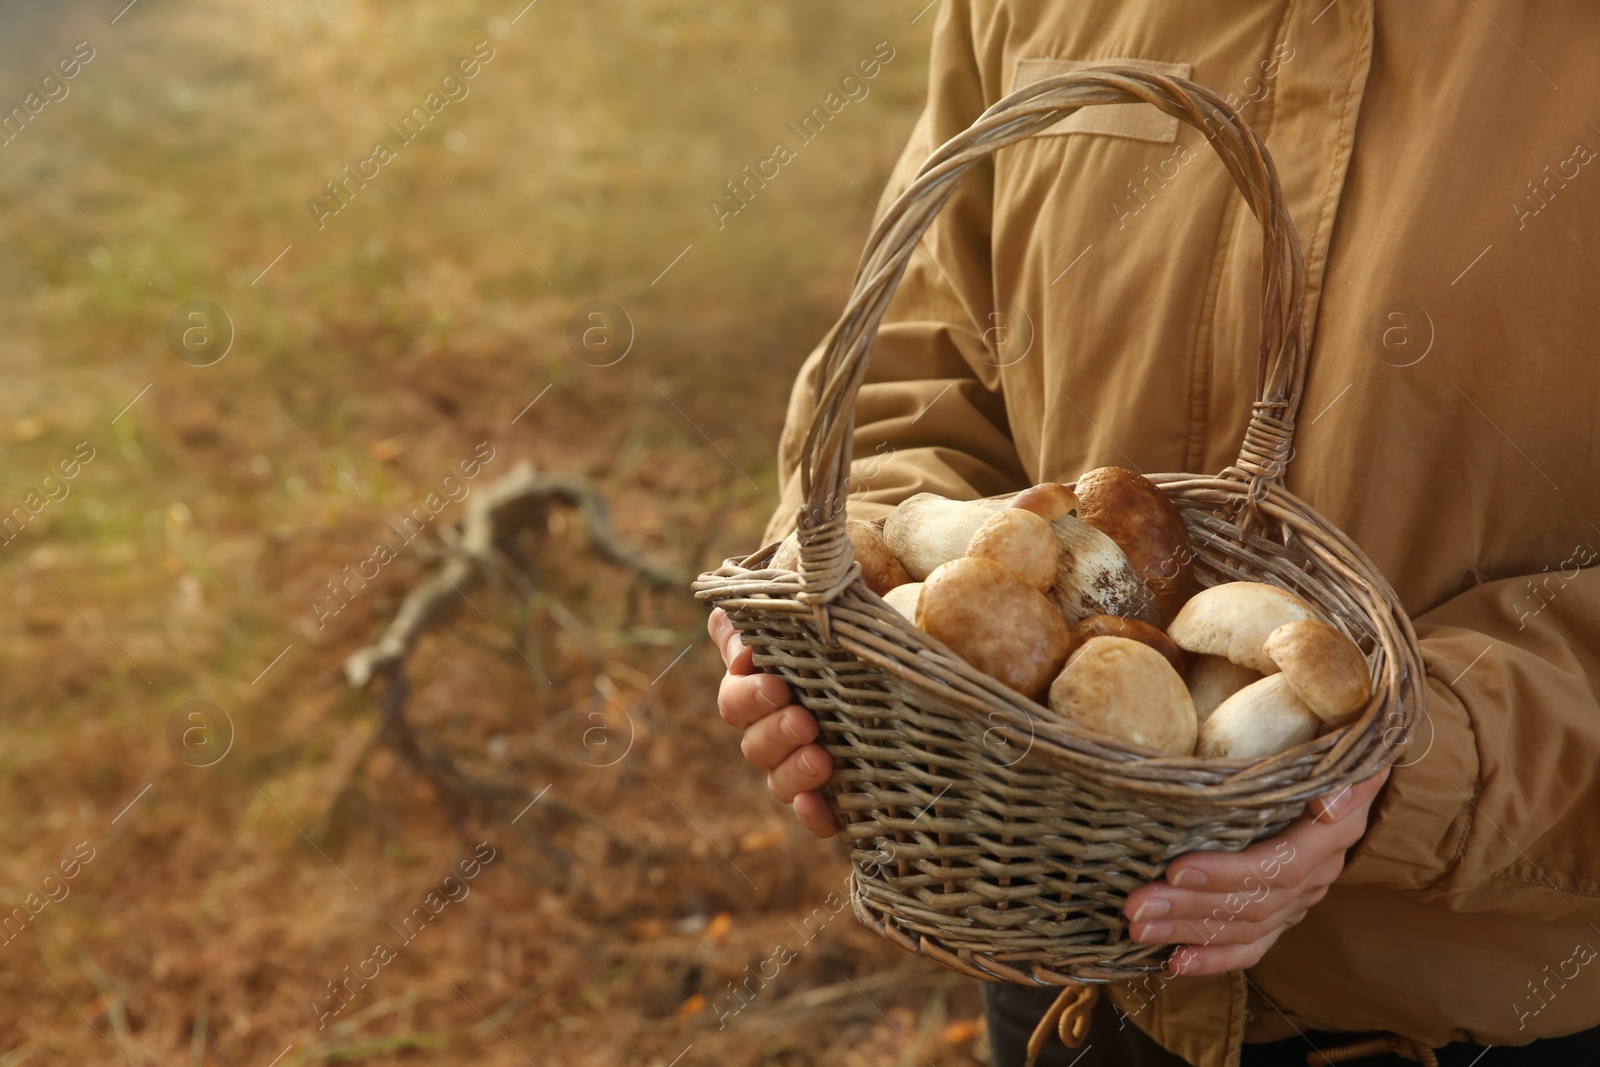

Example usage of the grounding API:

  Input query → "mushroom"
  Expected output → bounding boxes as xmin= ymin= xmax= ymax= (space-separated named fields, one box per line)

xmin=1007 ymin=482 xmax=1081 ymax=522
xmin=883 ymin=494 xmax=995 ymax=580
xmin=1185 ymin=654 xmax=1263 ymax=723
xmin=1166 ymin=582 xmax=1319 ymax=675
xmin=768 ymin=520 xmax=911 ymax=597
xmin=882 ymin=581 xmax=923 ymax=621
xmin=1074 ymin=467 xmax=1195 ymax=624
xmin=1044 ymin=514 xmax=1161 ymax=627
xmin=847 ymin=520 xmax=912 ymax=596
xmin=770 ymin=530 xmax=800 ymax=573
xmin=1048 ymin=636 xmax=1198 ymax=755
xmin=1065 ymin=614 xmax=1184 ymax=676
xmin=917 ymin=557 xmax=1070 ymax=702
xmin=965 ymin=508 xmax=1057 ymax=591
xmin=1261 ymin=620 xmax=1372 ymax=727
xmin=1195 ymin=673 xmax=1323 ymax=759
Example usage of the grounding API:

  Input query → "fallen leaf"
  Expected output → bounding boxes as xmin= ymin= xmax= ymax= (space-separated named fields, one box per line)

xmin=703 ymin=912 xmax=733 ymax=945
xmin=941 ymin=1018 xmax=981 ymax=1044
xmin=738 ymin=828 xmax=787 ymax=853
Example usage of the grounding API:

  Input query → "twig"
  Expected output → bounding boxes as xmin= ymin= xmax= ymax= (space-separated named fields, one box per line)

xmin=344 ymin=461 xmax=682 ymax=687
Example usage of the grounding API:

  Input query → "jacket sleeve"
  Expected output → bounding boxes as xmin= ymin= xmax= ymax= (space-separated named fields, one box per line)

xmin=1340 ymin=558 xmax=1600 ymax=918
xmin=762 ymin=0 xmax=1029 ymax=545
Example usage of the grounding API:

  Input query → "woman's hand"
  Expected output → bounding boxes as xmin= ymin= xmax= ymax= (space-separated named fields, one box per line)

xmin=1124 ymin=766 xmax=1391 ymax=976
xmin=708 ymin=607 xmax=836 ymax=838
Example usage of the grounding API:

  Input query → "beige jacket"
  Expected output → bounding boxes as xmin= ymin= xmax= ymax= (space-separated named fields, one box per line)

xmin=763 ymin=2 xmax=1600 ymax=1063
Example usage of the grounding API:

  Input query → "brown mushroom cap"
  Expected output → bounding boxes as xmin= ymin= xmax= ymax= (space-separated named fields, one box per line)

xmin=1184 ymin=654 xmax=1263 ymax=723
xmin=846 ymin=519 xmax=912 ymax=596
xmin=1166 ymin=582 xmax=1319 ymax=675
xmin=1195 ymin=673 xmax=1323 ymax=759
xmin=917 ymin=557 xmax=1070 ymax=702
xmin=1066 ymin=614 xmax=1184 ymax=675
xmin=1008 ymin=483 xmax=1081 ymax=523
xmin=1261 ymin=620 xmax=1372 ymax=727
xmin=1074 ymin=467 xmax=1195 ymax=624
xmin=966 ymin=508 xmax=1057 ymax=591
xmin=1048 ymin=636 xmax=1198 ymax=755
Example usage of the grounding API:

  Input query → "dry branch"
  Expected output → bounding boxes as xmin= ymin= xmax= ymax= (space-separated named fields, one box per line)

xmin=344 ymin=461 xmax=684 ymax=687
xmin=337 ymin=461 xmax=685 ymax=852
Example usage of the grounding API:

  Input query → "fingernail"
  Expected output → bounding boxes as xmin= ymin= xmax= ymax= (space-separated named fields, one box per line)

xmin=1132 ymin=898 xmax=1170 ymax=923
xmin=723 ymin=633 xmax=743 ymax=662
xmin=779 ymin=713 xmax=804 ymax=743
xmin=1319 ymin=785 xmax=1353 ymax=823
xmin=1170 ymin=868 xmax=1206 ymax=888
xmin=1135 ymin=921 xmax=1172 ymax=943
xmin=1167 ymin=948 xmax=1193 ymax=975
xmin=754 ymin=685 xmax=782 ymax=710
xmin=799 ymin=751 xmax=816 ymax=776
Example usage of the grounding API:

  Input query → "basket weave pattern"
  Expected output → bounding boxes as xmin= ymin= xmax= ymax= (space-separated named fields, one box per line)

xmin=696 ymin=68 xmax=1424 ymax=984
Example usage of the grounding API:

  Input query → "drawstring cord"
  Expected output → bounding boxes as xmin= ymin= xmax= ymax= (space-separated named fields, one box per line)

xmin=1024 ymin=983 xmax=1099 ymax=1067
xmin=1307 ymin=1034 xmax=1441 ymax=1066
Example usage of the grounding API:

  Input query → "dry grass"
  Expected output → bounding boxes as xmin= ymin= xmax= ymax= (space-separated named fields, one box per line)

xmin=0 ymin=0 xmax=989 ymax=1063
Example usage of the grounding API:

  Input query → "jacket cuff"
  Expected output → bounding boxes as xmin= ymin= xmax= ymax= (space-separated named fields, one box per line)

xmin=1339 ymin=674 xmax=1478 ymax=892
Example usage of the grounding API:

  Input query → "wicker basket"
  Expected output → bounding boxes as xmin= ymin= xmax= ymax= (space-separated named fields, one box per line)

xmin=695 ymin=67 xmax=1424 ymax=984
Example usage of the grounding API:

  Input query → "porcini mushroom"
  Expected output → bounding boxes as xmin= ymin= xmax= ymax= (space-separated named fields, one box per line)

xmin=847 ymin=520 xmax=912 ymax=596
xmin=1166 ymin=582 xmax=1319 ymax=675
xmin=1044 ymin=514 xmax=1161 ymax=626
xmin=1048 ymin=636 xmax=1198 ymax=755
xmin=882 ymin=581 xmax=923 ymax=621
xmin=965 ymin=507 xmax=1057 ymax=591
xmin=1008 ymin=482 xmax=1081 ymax=522
xmin=1066 ymin=614 xmax=1184 ymax=675
xmin=1074 ymin=467 xmax=1195 ymax=624
xmin=917 ymin=557 xmax=1071 ymax=702
xmin=1261 ymin=620 xmax=1372 ymax=727
xmin=1185 ymin=654 xmax=1263 ymax=723
xmin=1196 ymin=673 xmax=1323 ymax=759
xmin=767 ymin=521 xmax=911 ymax=597
xmin=883 ymin=494 xmax=995 ymax=580
xmin=770 ymin=530 xmax=800 ymax=573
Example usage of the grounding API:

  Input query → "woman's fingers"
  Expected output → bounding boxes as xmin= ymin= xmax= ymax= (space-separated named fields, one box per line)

xmin=1132 ymin=855 xmax=1342 ymax=927
xmin=766 ymin=744 xmax=832 ymax=804
xmin=1165 ymin=928 xmax=1288 ymax=977
xmin=739 ymin=703 xmax=820 ymax=770
xmin=717 ymin=670 xmax=793 ymax=730
xmin=792 ymin=790 xmax=838 ymax=839
xmin=1159 ymin=768 xmax=1388 ymax=893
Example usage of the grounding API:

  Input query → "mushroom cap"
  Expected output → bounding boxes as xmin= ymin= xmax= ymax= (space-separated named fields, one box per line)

xmin=846 ymin=519 xmax=912 ymax=596
xmin=1166 ymin=582 xmax=1319 ymax=674
xmin=966 ymin=508 xmax=1057 ymax=591
xmin=1195 ymin=673 xmax=1323 ymax=760
xmin=770 ymin=530 xmax=801 ymax=573
xmin=1074 ymin=467 xmax=1195 ymax=624
xmin=881 ymin=581 xmax=924 ymax=621
xmin=1008 ymin=483 xmax=1081 ymax=523
xmin=1184 ymin=653 xmax=1262 ymax=723
xmin=1066 ymin=614 xmax=1184 ymax=675
xmin=918 ymin=557 xmax=1070 ymax=702
xmin=1048 ymin=636 xmax=1198 ymax=755
xmin=1262 ymin=620 xmax=1372 ymax=727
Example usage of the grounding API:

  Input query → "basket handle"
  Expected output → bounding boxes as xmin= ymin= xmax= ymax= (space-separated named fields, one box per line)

xmin=791 ymin=67 xmax=1308 ymax=609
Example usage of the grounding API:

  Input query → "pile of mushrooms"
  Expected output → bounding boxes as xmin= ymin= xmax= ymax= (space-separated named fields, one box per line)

xmin=771 ymin=467 xmax=1374 ymax=761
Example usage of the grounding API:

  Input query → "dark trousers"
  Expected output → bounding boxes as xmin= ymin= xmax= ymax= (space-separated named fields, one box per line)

xmin=981 ymin=981 xmax=1600 ymax=1066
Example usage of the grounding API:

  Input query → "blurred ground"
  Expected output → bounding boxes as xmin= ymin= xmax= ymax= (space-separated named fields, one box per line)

xmin=0 ymin=1 xmax=989 ymax=1063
